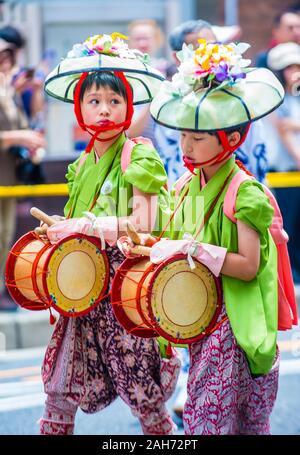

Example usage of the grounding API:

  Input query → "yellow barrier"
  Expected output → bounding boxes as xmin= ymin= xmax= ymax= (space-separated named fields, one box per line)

xmin=0 ymin=183 xmax=68 ymax=198
xmin=0 ymin=172 xmax=300 ymax=198
xmin=266 ymin=172 xmax=300 ymax=188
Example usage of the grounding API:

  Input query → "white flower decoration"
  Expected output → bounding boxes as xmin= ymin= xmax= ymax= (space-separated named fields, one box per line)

xmin=101 ymin=181 xmax=113 ymax=195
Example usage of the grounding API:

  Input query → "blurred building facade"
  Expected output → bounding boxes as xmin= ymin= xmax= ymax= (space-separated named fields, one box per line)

xmin=0 ymin=0 xmax=196 ymax=156
xmin=0 ymin=0 xmax=296 ymax=157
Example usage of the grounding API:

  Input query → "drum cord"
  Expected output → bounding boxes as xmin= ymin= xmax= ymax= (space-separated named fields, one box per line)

xmin=6 ymin=231 xmax=113 ymax=325
xmin=110 ymin=262 xmax=230 ymax=341
xmin=154 ymin=170 xmax=234 ymax=351
xmin=206 ymin=315 xmax=228 ymax=336
xmin=66 ymin=151 xmax=119 ymax=219
xmin=179 ymin=172 xmax=234 ymax=339
xmin=6 ymin=231 xmax=57 ymax=324
xmin=110 ymin=263 xmax=229 ymax=345
xmin=157 ymin=185 xmax=190 ymax=241
xmin=157 ymin=169 xmax=234 ymax=242
xmin=6 ymin=233 xmax=50 ymax=297
xmin=110 ymin=267 xmax=151 ymax=334
xmin=193 ymin=169 xmax=234 ymax=241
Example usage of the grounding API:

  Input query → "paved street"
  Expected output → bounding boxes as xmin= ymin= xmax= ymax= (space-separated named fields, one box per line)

xmin=0 ymin=323 xmax=299 ymax=436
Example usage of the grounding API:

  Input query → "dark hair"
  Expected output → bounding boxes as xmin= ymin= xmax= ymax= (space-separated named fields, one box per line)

xmin=169 ymin=19 xmax=215 ymax=52
xmin=288 ymin=2 xmax=300 ymax=14
xmin=0 ymin=25 xmax=25 ymax=49
xmin=0 ymin=48 xmax=16 ymax=67
xmin=208 ymin=123 xmax=250 ymax=143
xmin=273 ymin=8 xmax=299 ymax=27
xmin=274 ymin=69 xmax=285 ymax=86
xmin=79 ymin=71 xmax=130 ymax=102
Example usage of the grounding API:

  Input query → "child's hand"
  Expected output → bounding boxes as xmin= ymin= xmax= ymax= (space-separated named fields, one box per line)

xmin=150 ymin=237 xmax=227 ymax=277
xmin=117 ymin=234 xmax=157 ymax=257
xmin=138 ymin=233 xmax=157 ymax=246
xmin=46 ymin=217 xmax=90 ymax=243
xmin=34 ymin=215 xmax=65 ymax=236
xmin=117 ymin=236 xmax=135 ymax=257
xmin=44 ymin=214 xmax=118 ymax=248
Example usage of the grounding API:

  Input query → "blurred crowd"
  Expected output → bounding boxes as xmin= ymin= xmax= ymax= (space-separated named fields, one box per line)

xmin=0 ymin=24 xmax=46 ymax=308
xmin=124 ymin=7 xmax=300 ymax=287
xmin=1 ymin=3 xmax=300 ymax=304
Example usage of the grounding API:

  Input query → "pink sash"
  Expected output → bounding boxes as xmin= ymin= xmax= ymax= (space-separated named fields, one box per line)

xmin=76 ymin=136 xmax=154 ymax=176
xmin=223 ymin=171 xmax=298 ymax=331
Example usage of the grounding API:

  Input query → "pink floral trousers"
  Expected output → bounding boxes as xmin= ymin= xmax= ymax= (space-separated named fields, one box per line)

xmin=183 ymin=305 xmax=280 ymax=435
xmin=39 ymin=246 xmax=180 ymax=435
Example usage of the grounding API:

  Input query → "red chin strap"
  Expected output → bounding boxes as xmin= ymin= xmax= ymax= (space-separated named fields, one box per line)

xmin=74 ymin=71 xmax=134 ymax=153
xmin=183 ymin=124 xmax=251 ymax=173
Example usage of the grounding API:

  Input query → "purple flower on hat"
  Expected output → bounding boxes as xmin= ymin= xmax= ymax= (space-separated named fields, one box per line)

xmin=212 ymin=61 xmax=229 ymax=82
xmin=212 ymin=62 xmax=246 ymax=84
xmin=78 ymin=43 xmax=97 ymax=57
xmin=230 ymin=67 xmax=246 ymax=81
xmin=67 ymin=43 xmax=97 ymax=58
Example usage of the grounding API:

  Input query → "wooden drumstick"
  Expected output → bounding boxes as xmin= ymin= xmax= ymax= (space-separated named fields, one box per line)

xmin=130 ymin=245 xmax=151 ymax=256
xmin=125 ymin=220 xmax=141 ymax=245
xmin=30 ymin=207 xmax=56 ymax=226
xmin=124 ymin=221 xmax=151 ymax=256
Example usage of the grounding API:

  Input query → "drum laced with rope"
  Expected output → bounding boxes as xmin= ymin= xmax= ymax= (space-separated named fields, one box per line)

xmin=6 ymin=33 xmax=166 ymax=324
xmin=111 ymin=156 xmax=237 ymax=347
xmin=111 ymin=252 xmax=223 ymax=344
xmin=5 ymin=208 xmax=109 ymax=323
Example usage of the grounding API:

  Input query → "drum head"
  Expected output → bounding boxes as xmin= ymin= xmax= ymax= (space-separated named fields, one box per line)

xmin=111 ymin=256 xmax=158 ymax=338
xmin=44 ymin=234 xmax=109 ymax=316
xmin=5 ymin=231 xmax=51 ymax=311
xmin=147 ymin=254 xmax=222 ymax=344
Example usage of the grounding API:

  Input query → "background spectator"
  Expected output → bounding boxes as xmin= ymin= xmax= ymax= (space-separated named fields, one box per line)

xmin=256 ymin=9 xmax=300 ymax=68
xmin=156 ymin=19 xmax=268 ymax=187
xmin=127 ymin=19 xmax=168 ymax=154
xmin=266 ymin=41 xmax=300 ymax=283
xmin=0 ymin=27 xmax=45 ymax=310
xmin=0 ymin=25 xmax=46 ymax=129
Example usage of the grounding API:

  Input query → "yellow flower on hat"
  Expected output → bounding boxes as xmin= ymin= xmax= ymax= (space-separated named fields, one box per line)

xmin=197 ymin=38 xmax=207 ymax=51
xmin=211 ymin=52 xmax=222 ymax=63
xmin=84 ymin=34 xmax=102 ymax=48
xmin=172 ymin=39 xmax=252 ymax=95
xmin=111 ymin=32 xmax=128 ymax=41
xmin=200 ymin=54 xmax=211 ymax=71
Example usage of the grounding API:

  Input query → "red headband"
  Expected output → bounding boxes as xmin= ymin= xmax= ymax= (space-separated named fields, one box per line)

xmin=74 ymin=71 xmax=134 ymax=153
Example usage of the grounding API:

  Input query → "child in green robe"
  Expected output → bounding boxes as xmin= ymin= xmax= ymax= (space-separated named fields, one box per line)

xmin=38 ymin=34 xmax=180 ymax=435
xmin=121 ymin=40 xmax=297 ymax=434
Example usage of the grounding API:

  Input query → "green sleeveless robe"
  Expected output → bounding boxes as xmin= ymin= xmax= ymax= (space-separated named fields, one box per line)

xmin=171 ymin=157 xmax=278 ymax=375
xmin=64 ymin=133 xmax=171 ymax=234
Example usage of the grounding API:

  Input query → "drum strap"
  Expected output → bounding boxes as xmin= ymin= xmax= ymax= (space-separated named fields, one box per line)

xmin=159 ymin=169 xmax=234 ymax=241
xmin=223 ymin=169 xmax=298 ymax=330
xmin=205 ymin=315 xmax=228 ymax=336
xmin=162 ymin=172 xmax=234 ymax=351
xmin=68 ymin=136 xmax=154 ymax=218
xmin=193 ymin=169 xmax=234 ymax=241
xmin=165 ymin=315 xmax=229 ymax=355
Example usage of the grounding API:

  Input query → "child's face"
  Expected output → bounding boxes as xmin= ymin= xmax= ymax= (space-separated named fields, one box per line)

xmin=283 ymin=64 xmax=300 ymax=90
xmin=80 ymin=83 xmax=127 ymax=139
xmin=0 ymin=50 xmax=14 ymax=75
xmin=129 ymin=24 xmax=158 ymax=56
xmin=180 ymin=131 xmax=224 ymax=166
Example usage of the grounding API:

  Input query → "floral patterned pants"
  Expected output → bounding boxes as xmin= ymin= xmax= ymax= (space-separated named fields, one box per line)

xmin=39 ymin=246 xmax=180 ymax=435
xmin=183 ymin=305 xmax=279 ymax=435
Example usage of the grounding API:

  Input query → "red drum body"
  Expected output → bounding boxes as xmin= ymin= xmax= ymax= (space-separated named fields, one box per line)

xmin=111 ymin=254 xmax=222 ymax=344
xmin=6 ymin=232 xmax=109 ymax=317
